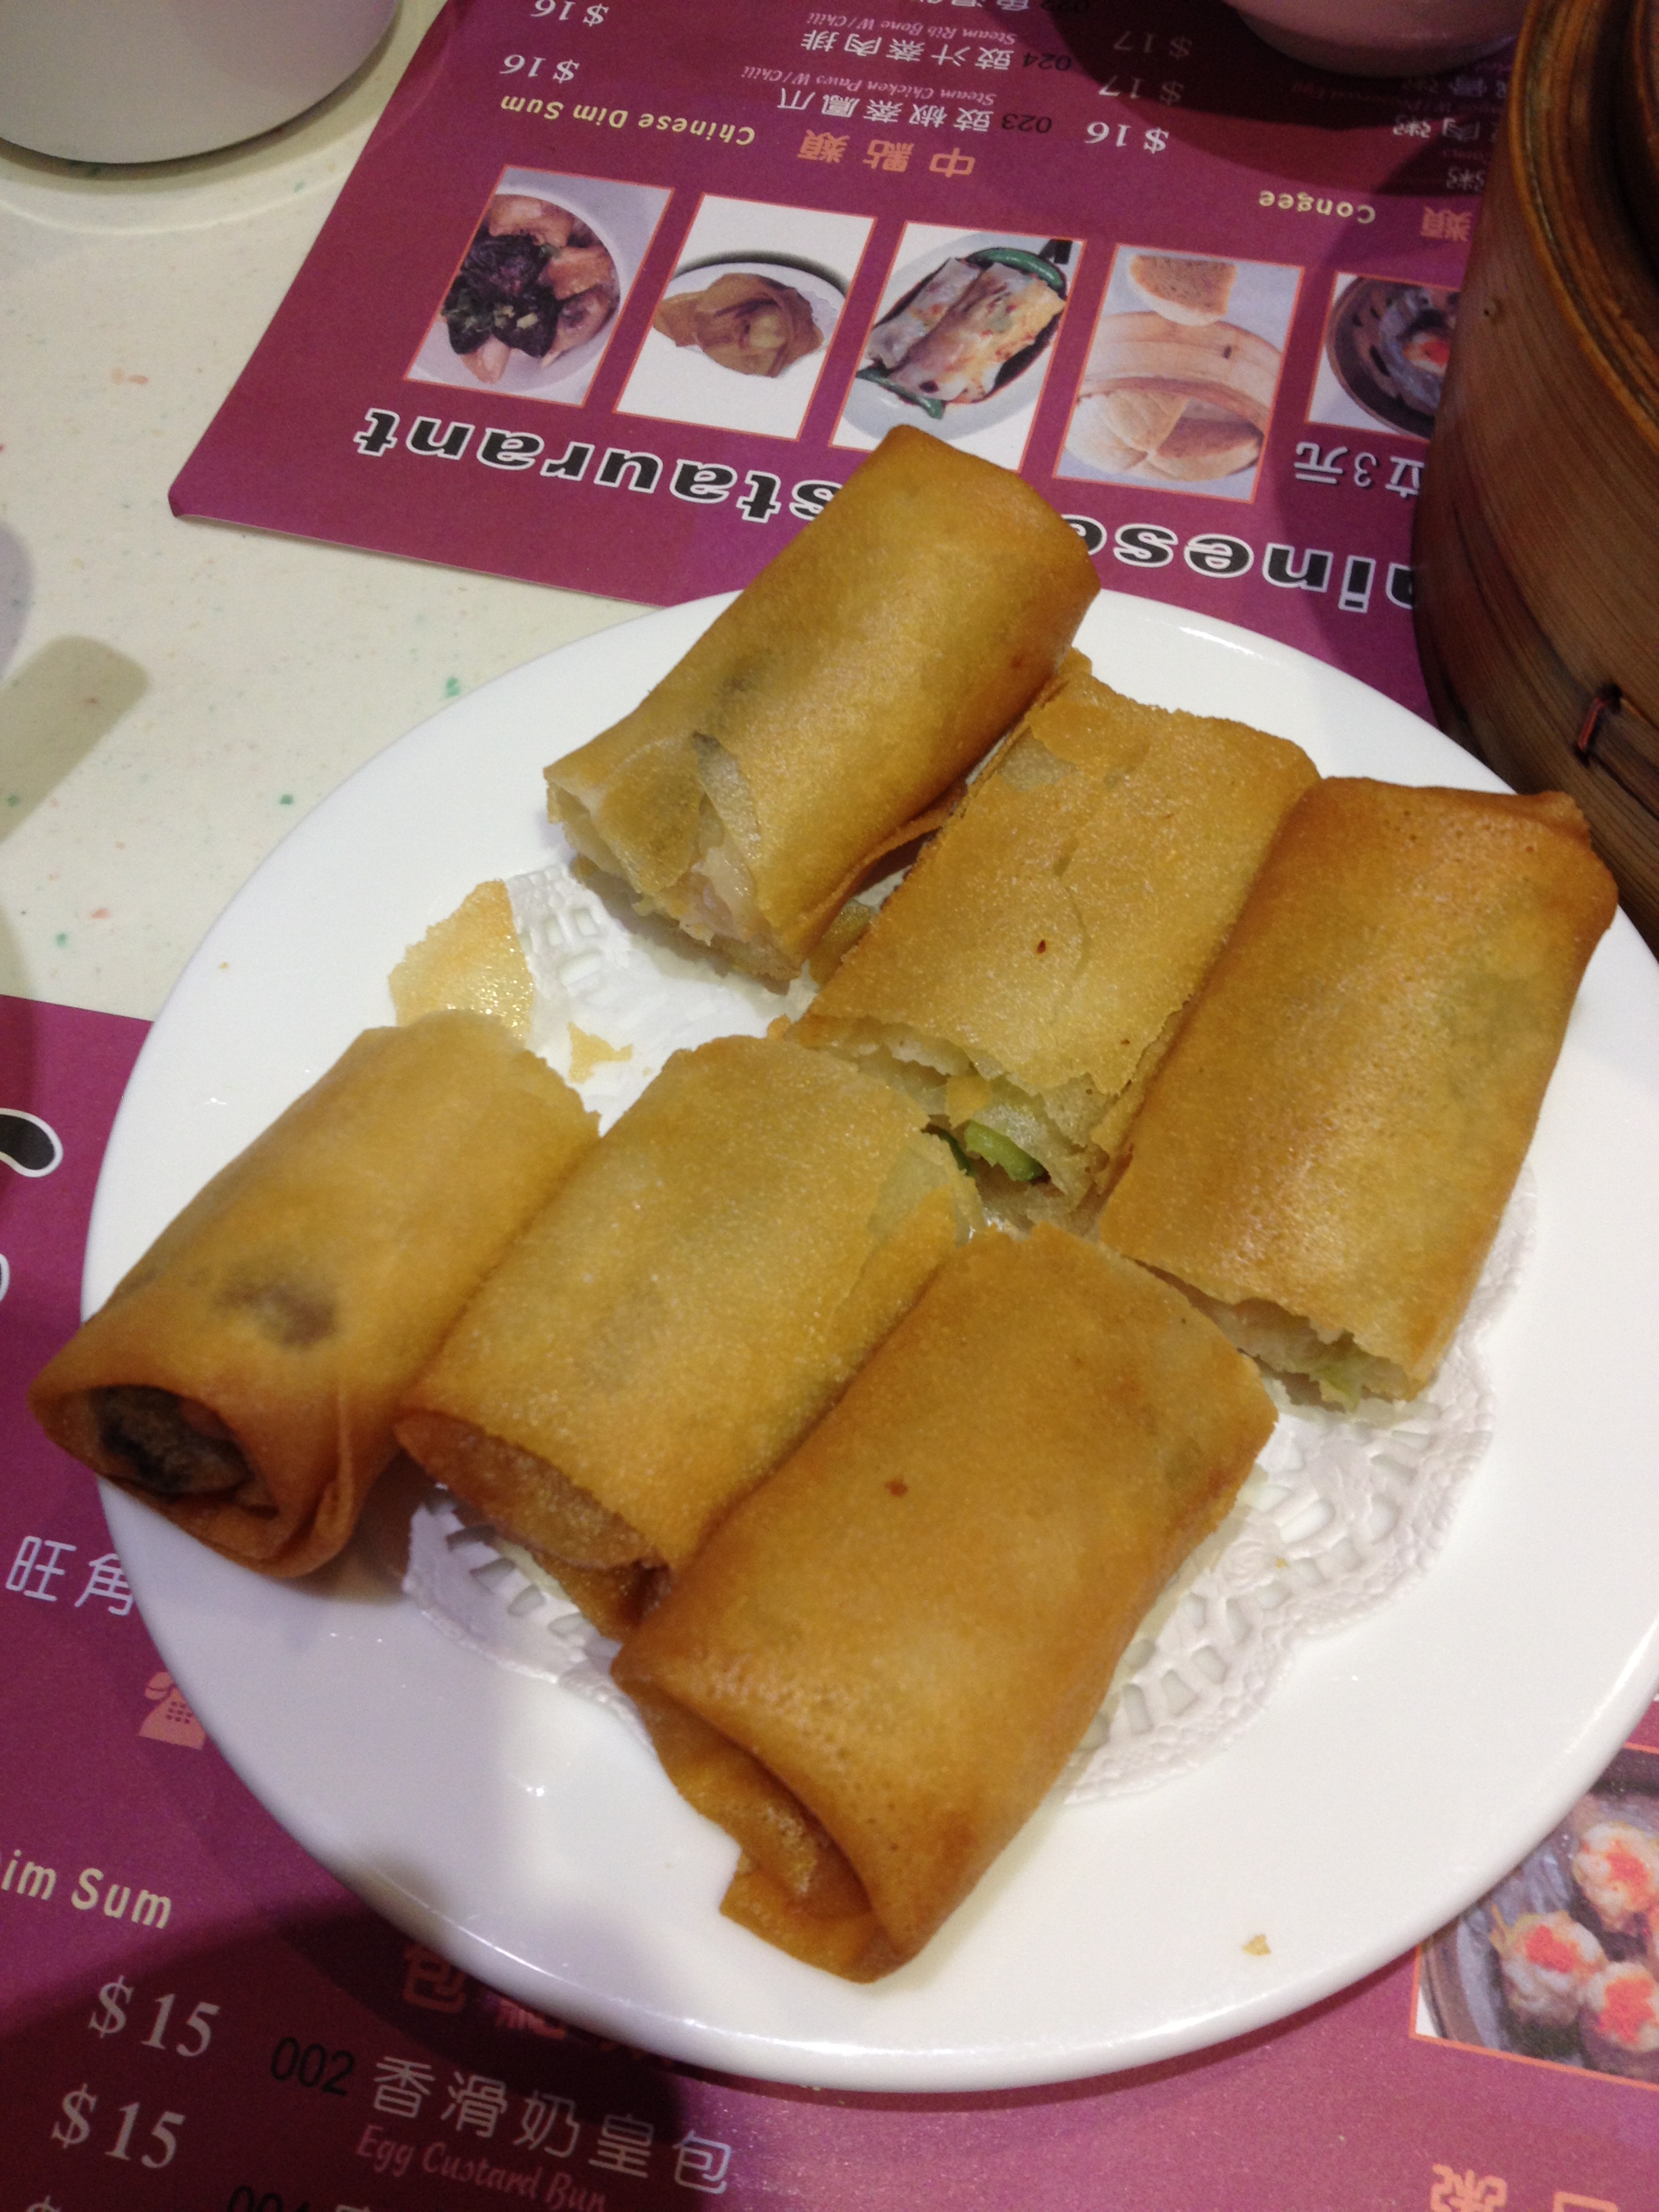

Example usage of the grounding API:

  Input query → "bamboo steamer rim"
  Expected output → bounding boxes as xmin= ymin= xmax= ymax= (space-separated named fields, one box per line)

xmin=1509 ymin=0 xmax=1659 ymax=447
xmin=1618 ymin=0 xmax=1659 ymax=264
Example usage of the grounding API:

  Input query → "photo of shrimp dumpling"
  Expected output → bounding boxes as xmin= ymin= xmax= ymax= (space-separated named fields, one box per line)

xmin=1580 ymin=1959 xmax=1659 ymax=2078
xmin=1491 ymin=1910 xmax=1605 ymax=2030
xmin=1572 ymin=1818 xmax=1659 ymax=1932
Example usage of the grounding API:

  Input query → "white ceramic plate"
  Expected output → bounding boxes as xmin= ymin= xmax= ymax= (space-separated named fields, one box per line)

xmin=87 ymin=593 xmax=1659 ymax=2093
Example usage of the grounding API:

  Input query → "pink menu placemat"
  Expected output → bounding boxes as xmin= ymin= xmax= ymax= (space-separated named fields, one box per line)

xmin=6 ymin=997 xmax=1659 ymax=2207
xmin=170 ymin=0 xmax=1506 ymax=716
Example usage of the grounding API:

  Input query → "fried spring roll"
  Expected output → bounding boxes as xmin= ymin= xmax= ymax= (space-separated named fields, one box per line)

xmin=613 ymin=1226 xmax=1276 ymax=1981
xmin=545 ymin=426 xmax=1098 ymax=983
xmin=30 ymin=1013 xmax=598 ymax=1577
xmin=395 ymin=1036 xmax=981 ymax=1637
xmin=1100 ymin=781 xmax=1618 ymax=1406
xmin=796 ymin=654 xmax=1318 ymax=1208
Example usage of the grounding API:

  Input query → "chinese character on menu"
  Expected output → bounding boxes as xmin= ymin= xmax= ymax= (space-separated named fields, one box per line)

xmin=934 ymin=44 xmax=968 ymax=65
xmin=443 ymin=2071 xmax=510 ymax=2139
xmin=372 ymin=2057 xmax=437 ymax=2119
xmin=954 ymin=107 xmax=991 ymax=131
xmin=910 ymin=102 xmax=948 ymax=127
xmin=75 ymin=1554 xmax=134 ymax=1616
xmin=864 ymin=98 xmax=903 ymax=122
xmin=799 ymin=129 xmax=848 ymax=160
xmin=821 ymin=94 xmax=859 ymax=116
xmin=674 ymin=2133 xmax=733 ymax=2194
xmin=888 ymin=37 xmax=924 ymax=60
xmin=1446 ymin=166 xmax=1488 ymax=192
xmin=1393 ymin=115 xmax=1434 ymax=138
xmin=846 ymin=32 xmax=880 ymax=56
xmin=401 ymin=1943 xmax=470 ymax=2013
xmin=863 ymin=136 xmax=912 ymax=168
xmin=591 ymin=2114 xmax=653 ymax=2177
xmin=1293 ymin=441 xmax=1348 ymax=486
xmin=516 ymin=2091 xmax=580 ymax=2158
xmin=1386 ymin=456 xmax=1424 ymax=499
xmin=928 ymin=145 xmax=977 ymax=176
xmin=7 ymin=1535 xmax=75 ymax=1600
xmin=1421 ymin=205 xmax=1472 ymax=241
xmin=976 ymin=45 xmax=1011 ymax=67
xmin=489 ymin=1995 xmax=565 ymax=2039
xmin=1441 ymin=115 xmax=1481 ymax=142
xmin=777 ymin=87 xmax=816 ymax=110
xmin=1429 ymin=2172 xmax=1509 ymax=2212
xmin=801 ymin=28 xmax=838 ymax=50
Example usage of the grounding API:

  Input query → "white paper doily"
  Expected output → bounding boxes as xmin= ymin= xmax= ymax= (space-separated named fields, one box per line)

xmin=403 ymin=851 xmax=1530 ymax=1805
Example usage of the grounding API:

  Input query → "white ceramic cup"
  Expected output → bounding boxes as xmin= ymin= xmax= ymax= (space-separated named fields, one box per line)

xmin=1230 ymin=0 xmax=1524 ymax=75
xmin=0 ymin=0 xmax=398 ymax=163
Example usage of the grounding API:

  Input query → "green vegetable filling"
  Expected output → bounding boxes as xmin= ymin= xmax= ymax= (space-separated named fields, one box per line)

xmin=960 ymin=1120 xmax=1048 ymax=1183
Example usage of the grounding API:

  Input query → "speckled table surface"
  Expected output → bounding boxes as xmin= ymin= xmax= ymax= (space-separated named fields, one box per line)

xmin=0 ymin=0 xmax=635 ymax=1023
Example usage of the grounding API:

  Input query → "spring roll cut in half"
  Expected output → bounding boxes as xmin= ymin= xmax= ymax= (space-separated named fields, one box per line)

xmin=30 ymin=1013 xmax=598 ymax=1578
xmin=545 ymin=426 xmax=1098 ymax=982
xmin=613 ymin=1226 xmax=1277 ymax=1981
xmin=395 ymin=1035 xmax=981 ymax=1637
xmin=1100 ymin=781 xmax=1618 ymax=1408
xmin=796 ymin=653 xmax=1318 ymax=1212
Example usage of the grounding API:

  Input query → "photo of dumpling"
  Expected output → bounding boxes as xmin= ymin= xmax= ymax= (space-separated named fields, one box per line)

xmin=1420 ymin=1750 xmax=1659 ymax=2081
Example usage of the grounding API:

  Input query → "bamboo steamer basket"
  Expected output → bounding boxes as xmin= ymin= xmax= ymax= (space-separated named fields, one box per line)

xmin=1413 ymin=0 xmax=1659 ymax=950
xmin=1617 ymin=0 xmax=1659 ymax=266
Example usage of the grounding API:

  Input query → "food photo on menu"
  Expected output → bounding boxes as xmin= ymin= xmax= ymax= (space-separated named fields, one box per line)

xmin=1058 ymin=243 xmax=1300 ymax=499
xmin=618 ymin=194 xmax=872 ymax=440
xmin=406 ymin=165 xmax=671 ymax=406
xmin=1307 ymin=267 xmax=1461 ymax=442
xmin=834 ymin=222 xmax=1078 ymax=469
xmin=1420 ymin=1746 xmax=1659 ymax=2081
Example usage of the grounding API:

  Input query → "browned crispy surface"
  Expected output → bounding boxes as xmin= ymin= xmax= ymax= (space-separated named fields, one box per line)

xmin=797 ymin=655 xmax=1317 ymax=1193
xmin=614 ymin=1226 xmax=1275 ymax=1979
xmin=30 ymin=1015 xmax=597 ymax=1577
xmin=396 ymin=1035 xmax=979 ymax=1579
xmin=545 ymin=426 xmax=1097 ymax=979
xmin=1101 ymin=780 xmax=1618 ymax=1395
xmin=389 ymin=878 xmax=534 ymax=1040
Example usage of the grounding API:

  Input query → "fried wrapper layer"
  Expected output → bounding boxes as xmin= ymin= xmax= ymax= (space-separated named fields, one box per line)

xmin=395 ymin=1036 xmax=981 ymax=1623
xmin=613 ymin=1226 xmax=1275 ymax=1981
xmin=796 ymin=654 xmax=1317 ymax=1206
xmin=1101 ymin=780 xmax=1618 ymax=1406
xmin=30 ymin=1013 xmax=598 ymax=1578
xmin=544 ymin=426 xmax=1097 ymax=981
xmin=389 ymin=878 xmax=534 ymax=1040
